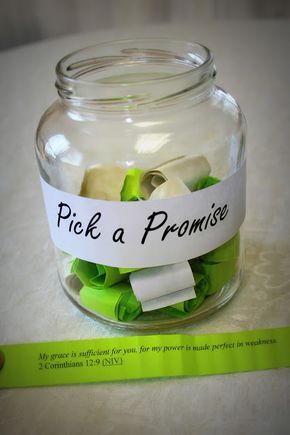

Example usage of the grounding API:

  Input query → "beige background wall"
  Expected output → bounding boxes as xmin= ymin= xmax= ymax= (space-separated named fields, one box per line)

xmin=0 ymin=0 xmax=289 ymax=51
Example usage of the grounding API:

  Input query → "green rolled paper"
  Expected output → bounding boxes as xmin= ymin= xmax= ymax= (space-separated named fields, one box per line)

xmin=200 ymin=233 xmax=240 ymax=264
xmin=196 ymin=175 xmax=220 ymax=190
xmin=195 ymin=175 xmax=239 ymax=292
xmin=71 ymin=259 xmax=98 ymax=287
xmin=71 ymin=259 xmax=128 ymax=288
xmin=118 ymin=267 xmax=140 ymax=274
xmin=192 ymin=258 xmax=238 ymax=296
xmin=196 ymin=175 xmax=240 ymax=264
xmin=162 ymin=273 xmax=208 ymax=317
xmin=80 ymin=283 xmax=142 ymax=321
xmin=120 ymin=168 xmax=145 ymax=201
xmin=205 ymin=259 xmax=237 ymax=295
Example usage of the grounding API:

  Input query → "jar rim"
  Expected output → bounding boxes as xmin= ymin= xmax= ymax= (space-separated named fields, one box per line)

xmin=55 ymin=38 xmax=215 ymax=107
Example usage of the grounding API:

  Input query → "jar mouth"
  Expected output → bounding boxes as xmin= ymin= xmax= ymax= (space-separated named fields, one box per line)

xmin=56 ymin=38 xmax=215 ymax=108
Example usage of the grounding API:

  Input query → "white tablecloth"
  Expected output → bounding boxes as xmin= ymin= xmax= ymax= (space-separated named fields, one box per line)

xmin=0 ymin=20 xmax=289 ymax=434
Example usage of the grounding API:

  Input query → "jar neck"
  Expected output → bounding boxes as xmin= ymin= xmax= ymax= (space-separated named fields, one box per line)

xmin=55 ymin=39 xmax=216 ymax=111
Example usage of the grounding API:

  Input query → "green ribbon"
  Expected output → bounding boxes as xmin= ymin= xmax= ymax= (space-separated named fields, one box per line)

xmin=80 ymin=283 xmax=142 ymax=321
xmin=120 ymin=168 xmax=145 ymax=201
xmin=71 ymin=259 xmax=128 ymax=288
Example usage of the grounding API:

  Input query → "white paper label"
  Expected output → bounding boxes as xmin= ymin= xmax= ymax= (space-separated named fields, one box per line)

xmin=40 ymin=161 xmax=246 ymax=268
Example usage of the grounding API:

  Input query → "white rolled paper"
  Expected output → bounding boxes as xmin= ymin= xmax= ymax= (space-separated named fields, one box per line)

xmin=141 ymin=155 xmax=211 ymax=198
xmin=141 ymin=287 xmax=195 ymax=312
xmin=149 ymin=176 xmax=190 ymax=200
xmin=129 ymin=261 xmax=196 ymax=311
xmin=80 ymin=165 xmax=126 ymax=201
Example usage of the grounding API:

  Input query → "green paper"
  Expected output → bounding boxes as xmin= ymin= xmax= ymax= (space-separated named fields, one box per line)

xmin=201 ymin=233 xmax=240 ymax=264
xmin=0 ymin=327 xmax=289 ymax=388
xmin=163 ymin=273 xmax=208 ymax=317
xmin=118 ymin=267 xmax=140 ymax=274
xmin=120 ymin=168 xmax=145 ymax=201
xmin=71 ymin=259 xmax=98 ymax=287
xmin=80 ymin=283 xmax=141 ymax=321
xmin=194 ymin=259 xmax=238 ymax=295
xmin=196 ymin=175 xmax=220 ymax=190
xmin=194 ymin=176 xmax=239 ymax=293
xmin=72 ymin=259 xmax=127 ymax=288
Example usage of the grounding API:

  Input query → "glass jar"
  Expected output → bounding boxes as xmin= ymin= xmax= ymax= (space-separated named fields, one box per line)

xmin=35 ymin=39 xmax=246 ymax=330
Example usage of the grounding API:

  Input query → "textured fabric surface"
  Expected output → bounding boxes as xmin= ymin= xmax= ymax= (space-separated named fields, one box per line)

xmin=0 ymin=21 xmax=289 ymax=435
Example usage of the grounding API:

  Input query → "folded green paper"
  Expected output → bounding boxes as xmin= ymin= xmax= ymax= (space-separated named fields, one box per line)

xmin=119 ymin=267 xmax=140 ymax=274
xmin=71 ymin=259 xmax=98 ymax=287
xmin=72 ymin=259 xmax=128 ymax=288
xmin=200 ymin=233 xmax=240 ymax=264
xmin=195 ymin=175 xmax=239 ymax=294
xmin=120 ymin=168 xmax=145 ymax=201
xmin=80 ymin=283 xmax=142 ymax=321
xmin=196 ymin=175 xmax=220 ymax=190
xmin=193 ymin=258 xmax=238 ymax=295
xmin=163 ymin=273 xmax=208 ymax=317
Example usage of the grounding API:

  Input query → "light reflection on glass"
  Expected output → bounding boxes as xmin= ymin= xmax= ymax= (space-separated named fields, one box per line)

xmin=134 ymin=133 xmax=171 ymax=154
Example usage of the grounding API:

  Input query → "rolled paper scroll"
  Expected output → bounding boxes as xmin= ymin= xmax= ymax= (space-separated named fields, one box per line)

xmin=71 ymin=258 xmax=98 ymax=287
xmin=119 ymin=267 xmax=140 ymax=274
xmin=194 ymin=174 xmax=239 ymax=291
xmin=196 ymin=175 xmax=220 ymax=190
xmin=141 ymin=155 xmax=211 ymax=198
xmin=193 ymin=258 xmax=238 ymax=295
xmin=120 ymin=168 xmax=145 ymax=201
xmin=129 ymin=261 xmax=196 ymax=311
xmin=80 ymin=283 xmax=142 ymax=321
xmin=200 ymin=233 xmax=240 ymax=264
xmin=164 ymin=273 xmax=208 ymax=317
xmin=205 ymin=259 xmax=238 ymax=295
xmin=80 ymin=165 xmax=126 ymax=201
xmin=149 ymin=176 xmax=190 ymax=200
xmin=142 ymin=287 xmax=194 ymax=312
xmin=71 ymin=258 xmax=128 ymax=288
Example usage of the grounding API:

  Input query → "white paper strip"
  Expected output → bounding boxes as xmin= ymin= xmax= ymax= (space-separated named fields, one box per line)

xmin=141 ymin=286 xmax=195 ymax=312
xmin=149 ymin=176 xmax=190 ymax=200
xmin=129 ymin=261 xmax=194 ymax=301
xmin=141 ymin=155 xmax=211 ymax=198
xmin=80 ymin=165 xmax=126 ymax=201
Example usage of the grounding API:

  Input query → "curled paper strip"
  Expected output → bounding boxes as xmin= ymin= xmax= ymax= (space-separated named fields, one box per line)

xmin=196 ymin=175 xmax=220 ymax=190
xmin=165 ymin=272 xmax=208 ymax=317
xmin=119 ymin=267 xmax=140 ymax=274
xmin=120 ymin=168 xmax=145 ymax=201
xmin=200 ymin=233 xmax=240 ymax=264
xmin=196 ymin=258 xmax=238 ymax=295
xmin=149 ymin=176 xmax=190 ymax=200
xmin=80 ymin=283 xmax=141 ymax=321
xmin=71 ymin=259 xmax=128 ymax=288
xmin=80 ymin=165 xmax=126 ymax=201
xmin=129 ymin=261 xmax=196 ymax=311
xmin=141 ymin=155 xmax=211 ymax=198
xmin=142 ymin=287 xmax=195 ymax=312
